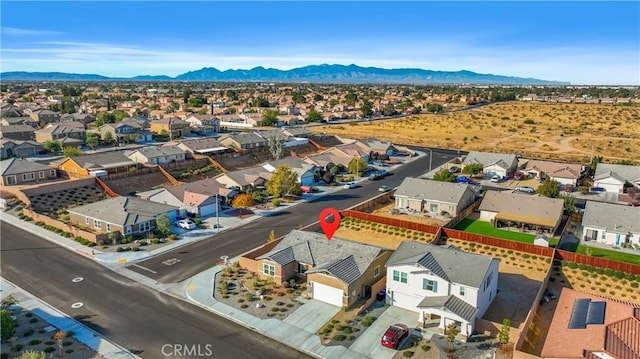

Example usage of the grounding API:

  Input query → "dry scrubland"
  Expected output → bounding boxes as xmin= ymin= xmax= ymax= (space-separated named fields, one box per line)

xmin=312 ymin=102 xmax=640 ymax=163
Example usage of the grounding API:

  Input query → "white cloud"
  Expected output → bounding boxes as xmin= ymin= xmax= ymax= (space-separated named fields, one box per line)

xmin=1 ymin=27 xmax=62 ymax=36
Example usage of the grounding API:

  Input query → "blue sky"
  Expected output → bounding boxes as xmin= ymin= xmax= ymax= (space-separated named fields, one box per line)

xmin=1 ymin=1 xmax=639 ymax=85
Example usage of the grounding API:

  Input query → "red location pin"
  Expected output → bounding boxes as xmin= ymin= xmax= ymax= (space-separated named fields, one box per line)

xmin=319 ymin=207 xmax=341 ymax=241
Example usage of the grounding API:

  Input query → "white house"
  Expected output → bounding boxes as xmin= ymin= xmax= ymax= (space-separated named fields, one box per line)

xmin=125 ymin=145 xmax=187 ymax=165
xmin=385 ymin=241 xmax=499 ymax=340
xmin=462 ymin=151 xmax=518 ymax=178
xmin=261 ymin=157 xmax=319 ymax=186
xmin=581 ymin=201 xmax=640 ymax=247
xmin=593 ymin=163 xmax=640 ymax=194
xmin=521 ymin=159 xmax=583 ymax=186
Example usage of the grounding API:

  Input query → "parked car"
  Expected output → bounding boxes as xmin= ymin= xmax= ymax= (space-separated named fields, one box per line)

xmin=174 ymin=219 xmax=196 ymax=230
xmin=515 ymin=186 xmax=535 ymax=194
xmin=456 ymin=176 xmax=473 ymax=184
xmin=378 ymin=185 xmax=391 ymax=192
xmin=369 ymin=173 xmax=382 ymax=180
xmin=381 ymin=323 xmax=409 ymax=349
xmin=343 ymin=182 xmax=357 ymax=189
xmin=300 ymin=185 xmax=313 ymax=193
xmin=490 ymin=175 xmax=501 ymax=183
xmin=540 ymin=290 xmax=557 ymax=304
xmin=448 ymin=166 xmax=459 ymax=174
xmin=627 ymin=202 xmax=640 ymax=207
xmin=514 ymin=171 xmax=525 ymax=180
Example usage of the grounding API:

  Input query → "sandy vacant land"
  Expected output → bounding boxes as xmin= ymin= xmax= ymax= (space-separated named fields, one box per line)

xmin=312 ymin=102 xmax=640 ymax=164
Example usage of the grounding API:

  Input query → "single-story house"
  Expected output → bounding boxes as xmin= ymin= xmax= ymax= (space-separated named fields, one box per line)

xmin=248 ymin=230 xmax=392 ymax=308
xmin=478 ymin=191 xmax=565 ymax=234
xmin=521 ymin=159 xmax=584 ymax=186
xmin=385 ymin=241 xmax=499 ymax=340
xmin=67 ymin=197 xmax=179 ymax=238
xmin=0 ymin=124 xmax=36 ymax=141
xmin=0 ymin=157 xmax=58 ymax=186
xmin=218 ymin=132 xmax=268 ymax=151
xmin=125 ymin=145 xmax=187 ymax=165
xmin=262 ymin=157 xmax=319 ymax=186
xmin=359 ymin=138 xmax=397 ymax=156
xmin=138 ymin=178 xmax=235 ymax=217
xmin=593 ymin=163 xmax=640 ymax=194
xmin=174 ymin=137 xmax=229 ymax=155
xmin=581 ymin=201 xmax=640 ymax=247
xmin=214 ymin=167 xmax=272 ymax=191
xmin=51 ymin=151 xmax=136 ymax=178
xmin=394 ymin=177 xmax=477 ymax=217
xmin=0 ymin=139 xmax=43 ymax=158
xmin=462 ymin=151 xmax=518 ymax=178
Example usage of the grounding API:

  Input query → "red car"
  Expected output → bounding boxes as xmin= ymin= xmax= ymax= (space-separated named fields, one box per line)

xmin=381 ymin=323 xmax=409 ymax=349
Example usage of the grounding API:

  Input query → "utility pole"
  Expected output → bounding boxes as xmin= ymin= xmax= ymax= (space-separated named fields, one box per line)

xmin=216 ymin=194 xmax=220 ymax=232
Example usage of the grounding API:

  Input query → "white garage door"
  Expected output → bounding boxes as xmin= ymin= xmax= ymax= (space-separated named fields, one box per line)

xmin=312 ymin=282 xmax=344 ymax=307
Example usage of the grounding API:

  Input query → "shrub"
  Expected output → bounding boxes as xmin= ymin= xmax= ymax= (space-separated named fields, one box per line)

xmin=66 ymin=349 xmax=74 ymax=354
xmin=167 ymin=234 xmax=178 ymax=241
xmin=403 ymin=351 xmax=414 ymax=357
xmin=116 ymin=247 xmax=124 ymax=252
xmin=62 ymin=341 xmax=73 ymax=346
xmin=44 ymin=340 xmax=55 ymax=345
xmin=23 ymin=329 xmax=35 ymax=337
xmin=270 ymin=307 xmax=279 ymax=312
xmin=44 ymin=347 xmax=56 ymax=353
xmin=271 ymin=199 xmax=282 ymax=207
xmin=29 ymin=317 xmax=38 ymax=323
xmin=240 ymin=304 xmax=248 ymax=308
xmin=28 ymin=339 xmax=42 ymax=346
xmin=422 ymin=344 xmax=431 ymax=351
xmin=332 ymin=334 xmax=346 ymax=342
xmin=279 ymin=307 xmax=287 ymax=312
xmin=25 ymin=313 xmax=33 ymax=318
xmin=65 ymin=330 xmax=75 ymax=337
xmin=630 ymin=282 xmax=639 ymax=288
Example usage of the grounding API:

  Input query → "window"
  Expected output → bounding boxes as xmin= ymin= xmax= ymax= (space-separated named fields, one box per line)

xmin=6 ymin=175 xmax=16 ymax=185
xmin=263 ymin=263 xmax=275 ymax=276
xmin=459 ymin=286 xmax=465 ymax=296
xmin=22 ymin=172 xmax=35 ymax=181
xmin=393 ymin=270 xmax=407 ymax=283
xmin=94 ymin=219 xmax=101 ymax=229
xmin=298 ymin=263 xmax=307 ymax=274
xmin=50 ymin=170 xmax=56 ymax=177
xmin=423 ymin=279 xmax=438 ymax=292
xmin=430 ymin=203 xmax=438 ymax=213
xmin=106 ymin=223 xmax=111 ymax=232
xmin=602 ymin=231 xmax=606 ymax=239
xmin=126 ymin=226 xmax=132 ymax=234
xmin=374 ymin=265 xmax=380 ymax=277
xmin=141 ymin=221 xmax=150 ymax=232
xmin=38 ymin=171 xmax=45 ymax=179
xmin=485 ymin=273 xmax=493 ymax=290
xmin=85 ymin=217 xmax=89 ymax=225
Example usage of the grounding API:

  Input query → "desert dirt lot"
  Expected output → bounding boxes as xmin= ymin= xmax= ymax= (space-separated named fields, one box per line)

xmin=311 ymin=102 xmax=640 ymax=163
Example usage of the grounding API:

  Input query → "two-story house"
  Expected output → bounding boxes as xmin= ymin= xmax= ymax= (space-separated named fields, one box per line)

xmin=184 ymin=114 xmax=220 ymax=135
xmin=150 ymin=117 xmax=190 ymax=138
xmin=34 ymin=123 xmax=86 ymax=146
xmin=99 ymin=121 xmax=152 ymax=144
xmin=29 ymin=109 xmax=60 ymax=125
xmin=0 ymin=124 xmax=36 ymax=141
xmin=386 ymin=241 xmax=499 ymax=340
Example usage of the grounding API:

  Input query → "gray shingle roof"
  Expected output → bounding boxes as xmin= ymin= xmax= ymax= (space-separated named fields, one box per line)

xmin=220 ymin=132 xmax=266 ymax=145
xmin=387 ymin=241 xmax=497 ymax=288
xmin=594 ymin=163 xmax=640 ymax=183
xmin=258 ymin=230 xmax=386 ymax=284
xmin=51 ymin=150 xmax=135 ymax=169
xmin=582 ymin=201 xmax=640 ymax=235
xmin=176 ymin=137 xmax=224 ymax=152
xmin=126 ymin=145 xmax=186 ymax=159
xmin=417 ymin=295 xmax=478 ymax=322
xmin=395 ymin=177 xmax=475 ymax=205
xmin=462 ymin=151 xmax=517 ymax=169
xmin=67 ymin=197 xmax=178 ymax=227
xmin=0 ymin=158 xmax=54 ymax=176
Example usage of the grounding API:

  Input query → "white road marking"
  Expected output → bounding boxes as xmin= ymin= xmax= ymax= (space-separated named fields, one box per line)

xmin=71 ymin=302 xmax=83 ymax=309
xmin=72 ymin=277 xmax=83 ymax=283
xmin=131 ymin=264 xmax=157 ymax=274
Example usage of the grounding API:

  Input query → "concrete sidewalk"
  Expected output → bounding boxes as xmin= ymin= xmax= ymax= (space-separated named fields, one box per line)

xmin=1 ymin=279 xmax=138 ymax=359
xmin=185 ymin=266 xmax=373 ymax=359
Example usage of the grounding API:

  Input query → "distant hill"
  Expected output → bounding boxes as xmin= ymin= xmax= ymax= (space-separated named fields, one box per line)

xmin=0 ymin=64 xmax=569 ymax=85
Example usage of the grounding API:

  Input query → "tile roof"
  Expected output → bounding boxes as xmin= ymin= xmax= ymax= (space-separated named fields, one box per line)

xmin=387 ymin=241 xmax=497 ymax=288
xmin=394 ymin=177 xmax=476 ymax=206
xmin=523 ymin=159 xmax=583 ymax=179
xmin=67 ymin=197 xmax=178 ymax=227
xmin=417 ymin=295 xmax=478 ymax=322
xmin=257 ymin=230 xmax=386 ymax=285
xmin=582 ymin=201 xmax=640 ymax=235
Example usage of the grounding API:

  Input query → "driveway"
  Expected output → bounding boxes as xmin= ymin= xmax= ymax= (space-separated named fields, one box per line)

xmin=350 ymin=306 xmax=419 ymax=359
xmin=283 ymin=299 xmax=341 ymax=333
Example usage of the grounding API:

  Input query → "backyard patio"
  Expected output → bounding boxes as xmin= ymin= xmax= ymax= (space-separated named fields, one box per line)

xmin=454 ymin=218 xmax=545 ymax=244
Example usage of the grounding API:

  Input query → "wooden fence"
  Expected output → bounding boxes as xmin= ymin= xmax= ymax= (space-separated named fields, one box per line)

xmin=441 ymin=228 xmax=556 ymax=257
xmin=95 ymin=177 xmax=119 ymax=198
xmin=103 ymin=166 xmax=158 ymax=180
xmin=341 ymin=210 xmax=440 ymax=234
xmin=444 ymin=198 xmax=482 ymax=228
xmin=348 ymin=191 xmax=395 ymax=212
xmin=555 ymin=249 xmax=640 ymax=275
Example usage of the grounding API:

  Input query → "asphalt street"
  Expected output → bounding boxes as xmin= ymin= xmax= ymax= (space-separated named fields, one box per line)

xmin=129 ymin=148 xmax=461 ymax=283
xmin=0 ymin=222 xmax=311 ymax=359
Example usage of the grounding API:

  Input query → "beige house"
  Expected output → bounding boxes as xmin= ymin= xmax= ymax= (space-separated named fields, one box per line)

xmin=243 ymin=230 xmax=391 ymax=308
xmin=479 ymin=191 xmax=564 ymax=235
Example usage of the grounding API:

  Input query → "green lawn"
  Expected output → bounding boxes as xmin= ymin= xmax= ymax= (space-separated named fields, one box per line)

xmin=454 ymin=218 xmax=537 ymax=244
xmin=576 ymin=245 xmax=640 ymax=265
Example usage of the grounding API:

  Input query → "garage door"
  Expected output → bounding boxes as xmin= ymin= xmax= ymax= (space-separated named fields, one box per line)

xmin=199 ymin=203 xmax=218 ymax=217
xmin=312 ymin=282 xmax=344 ymax=307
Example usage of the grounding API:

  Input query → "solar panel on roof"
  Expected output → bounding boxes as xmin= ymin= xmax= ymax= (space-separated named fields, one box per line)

xmin=568 ymin=298 xmax=590 ymax=329
xmin=586 ymin=301 xmax=606 ymax=325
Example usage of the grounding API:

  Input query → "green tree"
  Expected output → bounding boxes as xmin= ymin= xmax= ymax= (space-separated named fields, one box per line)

xmin=536 ymin=178 xmax=561 ymax=198
xmin=267 ymin=229 xmax=276 ymax=243
xmin=225 ymin=89 xmax=238 ymax=100
xmin=426 ymin=103 xmax=444 ymax=113
xmin=63 ymin=146 xmax=82 ymax=157
xmin=329 ymin=99 xmax=339 ymax=107
xmin=445 ymin=322 xmax=460 ymax=352
xmin=462 ymin=163 xmax=484 ymax=175
xmin=103 ymin=131 xmax=114 ymax=144
xmin=253 ymin=97 xmax=270 ymax=107
xmin=262 ymin=109 xmax=279 ymax=126
xmin=1 ymin=294 xmax=18 ymax=310
xmin=95 ymin=111 xmax=116 ymax=127
xmin=112 ymin=109 xmax=127 ymax=122
xmin=313 ymin=94 xmax=324 ymax=102
xmin=307 ymin=108 xmax=323 ymax=122
xmin=107 ymin=232 xmax=117 ymax=246
xmin=498 ymin=318 xmax=511 ymax=347
xmin=559 ymin=193 xmax=577 ymax=216
xmin=433 ymin=169 xmax=456 ymax=182
xmin=345 ymin=92 xmax=358 ymax=106
xmin=155 ymin=213 xmax=172 ymax=237
xmin=266 ymin=164 xmax=301 ymax=198
xmin=188 ymin=96 xmax=207 ymax=107
xmin=360 ymin=99 xmax=373 ymax=117
xmin=42 ymin=140 xmax=62 ymax=153
xmin=85 ymin=133 xmax=100 ymax=150
xmin=182 ymin=89 xmax=193 ymax=104
xmin=348 ymin=157 xmax=368 ymax=177
xmin=1 ymin=309 xmax=15 ymax=340
xmin=292 ymin=92 xmax=305 ymax=103
xmin=268 ymin=135 xmax=285 ymax=160
xmin=587 ymin=155 xmax=603 ymax=176
xmin=382 ymin=103 xmax=396 ymax=116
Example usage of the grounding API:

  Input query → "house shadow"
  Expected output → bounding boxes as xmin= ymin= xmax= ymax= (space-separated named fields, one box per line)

xmin=482 ymin=272 xmax=545 ymax=329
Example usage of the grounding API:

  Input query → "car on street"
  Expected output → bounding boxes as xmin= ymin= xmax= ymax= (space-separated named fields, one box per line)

xmin=381 ymin=323 xmax=409 ymax=349
xmin=175 ymin=219 xmax=196 ymax=230
xmin=343 ymin=182 xmax=357 ymax=189
xmin=378 ymin=185 xmax=391 ymax=192
xmin=369 ymin=173 xmax=382 ymax=180
xmin=490 ymin=175 xmax=501 ymax=183
xmin=515 ymin=186 xmax=536 ymax=194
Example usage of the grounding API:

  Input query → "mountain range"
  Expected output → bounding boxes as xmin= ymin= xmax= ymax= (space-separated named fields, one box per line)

xmin=0 ymin=64 xmax=569 ymax=85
